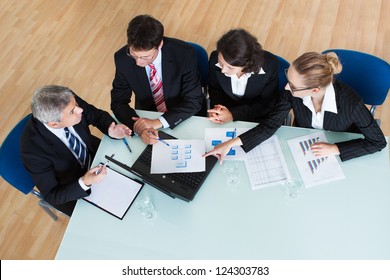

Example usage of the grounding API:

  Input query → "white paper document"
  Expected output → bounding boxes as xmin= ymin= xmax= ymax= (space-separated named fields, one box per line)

xmin=287 ymin=131 xmax=345 ymax=188
xmin=84 ymin=167 xmax=143 ymax=219
xmin=244 ymin=135 xmax=291 ymax=190
xmin=204 ymin=127 xmax=251 ymax=160
xmin=151 ymin=139 xmax=206 ymax=173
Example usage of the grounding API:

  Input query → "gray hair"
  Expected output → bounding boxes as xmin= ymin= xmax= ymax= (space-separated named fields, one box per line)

xmin=31 ymin=85 xmax=74 ymax=123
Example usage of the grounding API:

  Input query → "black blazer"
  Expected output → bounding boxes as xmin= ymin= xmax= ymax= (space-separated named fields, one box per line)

xmin=208 ymin=50 xmax=279 ymax=122
xmin=20 ymin=94 xmax=116 ymax=215
xmin=239 ymin=80 xmax=387 ymax=161
xmin=110 ymin=37 xmax=204 ymax=130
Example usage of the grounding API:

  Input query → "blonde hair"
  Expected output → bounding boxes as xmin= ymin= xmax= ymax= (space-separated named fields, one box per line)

xmin=292 ymin=52 xmax=342 ymax=88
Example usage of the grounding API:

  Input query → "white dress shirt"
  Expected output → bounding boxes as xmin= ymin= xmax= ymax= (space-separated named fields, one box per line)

xmin=215 ymin=62 xmax=266 ymax=96
xmin=44 ymin=124 xmax=90 ymax=190
xmin=301 ymin=83 xmax=338 ymax=129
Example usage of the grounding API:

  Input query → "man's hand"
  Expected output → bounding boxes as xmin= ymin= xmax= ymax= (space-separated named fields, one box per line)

xmin=108 ymin=122 xmax=132 ymax=139
xmin=140 ymin=128 xmax=160 ymax=145
xmin=132 ymin=117 xmax=162 ymax=135
xmin=81 ymin=165 xmax=108 ymax=186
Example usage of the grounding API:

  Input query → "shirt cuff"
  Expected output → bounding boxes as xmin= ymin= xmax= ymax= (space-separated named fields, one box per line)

xmin=158 ymin=116 xmax=170 ymax=128
xmin=78 ymin=178 xmax=91 ymax=191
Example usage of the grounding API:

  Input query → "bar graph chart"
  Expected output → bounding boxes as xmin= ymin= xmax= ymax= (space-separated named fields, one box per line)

xmin=287 ymin=131 xmax=345 ymax=187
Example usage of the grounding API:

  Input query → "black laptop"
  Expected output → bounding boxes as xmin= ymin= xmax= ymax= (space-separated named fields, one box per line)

xmin=106 ymin=131 xmax=218 ymax=202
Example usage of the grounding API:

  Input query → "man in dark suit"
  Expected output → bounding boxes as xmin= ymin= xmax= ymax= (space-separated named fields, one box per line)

xmin=21 ymin=85 xmax=131 ymax=216
xmin=110 ymin=14 xmax=205 ymax=144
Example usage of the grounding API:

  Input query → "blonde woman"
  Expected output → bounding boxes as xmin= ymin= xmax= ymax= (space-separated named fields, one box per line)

xmin=204 ymin=52 xmax=386 ymax=163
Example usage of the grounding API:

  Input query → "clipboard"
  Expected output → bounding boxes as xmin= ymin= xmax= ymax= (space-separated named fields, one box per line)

xmin=83 ymin=166 xmax=144 ymax=219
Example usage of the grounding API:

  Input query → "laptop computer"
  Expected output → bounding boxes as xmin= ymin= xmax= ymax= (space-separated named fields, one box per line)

xmin=105 ymin=131 xmax=218 ymax=202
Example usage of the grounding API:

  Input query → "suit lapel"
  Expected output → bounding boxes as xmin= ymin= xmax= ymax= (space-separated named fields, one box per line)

xmin=134 ymin=64 xmax=152 ymax=97
xmin=33 ymin=118 xmax=76 ymax=161
xmin=161 ymin=44 xmax=173 ymax=97
xmin=216 ymin=70 xmax=235 ymax=97
xmin=323 ymin=89 xmax=342 ymax=130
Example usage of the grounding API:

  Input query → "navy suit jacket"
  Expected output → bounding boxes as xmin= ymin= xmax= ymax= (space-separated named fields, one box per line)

xmin=239 ymin=80 xmax=387 ymax=161
xmin=110 ymin=37 xmax=204 ymax=130
xmin=20 ymin=94 xmax=116 ymax=215
xmin=208 ymin=50 xmax=279 ymax=122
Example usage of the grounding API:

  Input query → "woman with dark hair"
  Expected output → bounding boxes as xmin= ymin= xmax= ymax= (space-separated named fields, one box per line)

xmin=204 ymin=52 xmax=387 ymax=163
xmin=207 ymin=28 xmax=280 ymax=123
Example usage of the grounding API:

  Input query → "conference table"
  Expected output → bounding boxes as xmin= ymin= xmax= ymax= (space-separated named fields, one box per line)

xmin=56 ymin=110 xmax=390 ymax=260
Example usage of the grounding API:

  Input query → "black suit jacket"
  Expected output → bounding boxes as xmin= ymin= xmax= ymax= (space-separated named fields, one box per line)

xmin=110 ymin=37 xmax=204 ymax=130
xmin=20 ymin=94 xmax=116 ymax=215
xmin=208 ymin=50 xmax=279 ymax=122
xmin=239 ymin=80 xmax=387 ymax=161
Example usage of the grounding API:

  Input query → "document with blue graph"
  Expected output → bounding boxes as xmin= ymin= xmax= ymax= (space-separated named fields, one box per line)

xmin=204 ymin=127 xmax=251 ymax=160
xmin=287 ymin=131 xmax=345 ymax=188
xmin=151 ymin=139 xmax=206 ymax=173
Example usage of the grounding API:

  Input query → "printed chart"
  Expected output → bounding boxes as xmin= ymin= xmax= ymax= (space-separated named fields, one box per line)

xmin=204 ymin=128 xmax=251 ymax=160
xmin=287 ymin=131 xmax=345 ymax=187
xmin=151 ymin=139 xmax=205 ymax=173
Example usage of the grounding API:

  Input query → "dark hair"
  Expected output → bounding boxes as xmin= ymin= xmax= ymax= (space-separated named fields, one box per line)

xmin=127 ymin=15 xmax=164 ymax=51
xmin=293 ymin=52 xmax=343 ymax=88
xmin=216 ymin=29 xmax=264 ymax=73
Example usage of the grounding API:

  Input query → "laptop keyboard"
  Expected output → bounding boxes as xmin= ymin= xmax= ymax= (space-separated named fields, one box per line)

xmin=140 ymin=147 xmax=205 ymax=191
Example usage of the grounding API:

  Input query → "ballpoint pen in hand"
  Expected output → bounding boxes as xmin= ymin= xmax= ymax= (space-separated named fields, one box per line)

xmin=95 ymin=153 xmax=114 ymax=175
xmin=95 ymin=160 xmax=109 ymax=175
xmin=123 ymin=137 xmax=132 ymax=153
xmin=147 ymin=131 xmax=170 ymax=146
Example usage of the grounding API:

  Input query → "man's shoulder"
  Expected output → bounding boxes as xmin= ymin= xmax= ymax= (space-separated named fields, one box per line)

xmin=163 ymin=37 xmax=193 ymax=52
xmin=20 ymin=116 xmax=45 ymax=151
xmin=114 ymin=45 xmax=128 ymax=57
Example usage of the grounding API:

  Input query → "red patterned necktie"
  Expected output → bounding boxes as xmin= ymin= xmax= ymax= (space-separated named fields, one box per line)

xmin=149 ymin=64 xmax=167 ymax=112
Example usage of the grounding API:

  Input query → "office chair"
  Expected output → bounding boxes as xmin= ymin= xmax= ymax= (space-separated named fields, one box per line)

xmin=322 ymin=49 xmax=390 ymax=125
xmin=0 ymin=114 xmax=62 ymax=221
xmin=276 ymin=55 xmax=293 ymax=126
xmin=276 ymin=55 xmax=290 ymax=93
xmin=187 ymin=42 xmax=210 ymax=109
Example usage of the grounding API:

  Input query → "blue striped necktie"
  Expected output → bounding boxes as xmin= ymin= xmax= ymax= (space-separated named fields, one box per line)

xmin=64 ymin=127 xmax=89 ymax=167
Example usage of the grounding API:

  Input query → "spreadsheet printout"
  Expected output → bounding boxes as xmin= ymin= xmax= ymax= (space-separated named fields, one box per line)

xmin=244 ymin=135 xmax=291 ymax=190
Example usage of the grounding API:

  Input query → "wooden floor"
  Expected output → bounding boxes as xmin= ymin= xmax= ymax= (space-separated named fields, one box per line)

xmin=0 ymin=0 xmax=389 ymax=259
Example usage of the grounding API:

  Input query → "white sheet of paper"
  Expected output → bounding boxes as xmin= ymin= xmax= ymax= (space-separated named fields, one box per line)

xmin=151 ymin=139 xmax=206 ymax=173
xmin=84 ymin=167 xmax=143 ymax=219
xmin=204 ymin=127 xmax=251 ymax=160
xmin=287 ymin=131 xmax=345 ymax=188
xmin=244 ymin=135 xmax=291 ymax=190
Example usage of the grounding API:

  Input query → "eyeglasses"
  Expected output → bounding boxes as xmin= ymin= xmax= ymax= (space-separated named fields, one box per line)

xmin=126 ymin=47 xmax=157 ymax=62
xmin=284 ymin=69 xmax=317 ymax=93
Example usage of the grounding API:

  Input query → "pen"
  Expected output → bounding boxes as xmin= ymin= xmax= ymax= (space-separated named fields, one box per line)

xmin=147 ymin=131 xmax=170 ymax=146
xmin=95 ymin=160 xmax=109 ymax=175
xmin=123 ymin=138 xmax=132 ymax=153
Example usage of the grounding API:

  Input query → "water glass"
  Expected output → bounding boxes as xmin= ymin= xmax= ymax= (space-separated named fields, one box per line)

xmin=284 ymin=178 xmax=303 ymax=198
xmin=135 ymin=196 xmax=155 ymax=218
xmin=223 ymin=160 xmax=240 ymax=185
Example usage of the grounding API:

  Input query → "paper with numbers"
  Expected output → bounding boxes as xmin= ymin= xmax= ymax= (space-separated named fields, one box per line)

xmin=244 ymin=135 xmax=291 ymax=190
